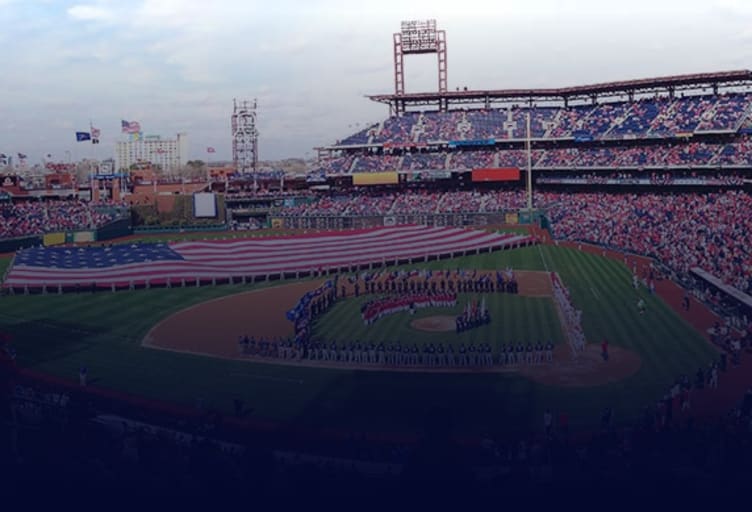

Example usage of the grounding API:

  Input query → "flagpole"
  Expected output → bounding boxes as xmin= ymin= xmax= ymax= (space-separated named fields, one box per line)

xmin=526 ymin=112 xmax=533 ymax=213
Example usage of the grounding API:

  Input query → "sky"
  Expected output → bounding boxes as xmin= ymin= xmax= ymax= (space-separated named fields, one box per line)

xmin=2 ymin=0 xmax=752 ymax=164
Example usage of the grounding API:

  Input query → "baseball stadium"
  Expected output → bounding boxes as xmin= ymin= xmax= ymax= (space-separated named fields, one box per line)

xmin=2 ymin=18 xmax=752 ymax=498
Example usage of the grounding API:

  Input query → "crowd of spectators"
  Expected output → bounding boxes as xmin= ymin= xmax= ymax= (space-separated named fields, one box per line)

xmin=311 ymin=137 xmax=752 ymax=176
xmin=272 ymin=188 xmax=752 ymax=298
xmin=339 ymin=93 xmax=752 ymax=150
xmin=351 ymin=154 xmax=398 ymax=173
xmin=402 ymin=152 xmax=448 ymax=171
xmin=535 ymin=170 xmax=745 ymax=186
xmin=545 ymin=190 xmax=752 ymax=294
xmin=3 ymin=345 xmax=752 ymax=498
xmin=273 ymin=190 xmax=528 ymax=217
xmin=696 ymin=93 xmax=750 ymax=131
xmin=0 ymin=199 xmax=126 ymax=239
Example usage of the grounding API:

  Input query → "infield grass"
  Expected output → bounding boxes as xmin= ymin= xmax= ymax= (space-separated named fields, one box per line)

xmin=313 ymin=293 xmax=565 ymax=349
xmin=0 ymin=244 xmax=717 ymax=435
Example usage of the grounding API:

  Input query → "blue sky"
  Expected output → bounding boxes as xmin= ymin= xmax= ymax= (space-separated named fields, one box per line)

xmin=1 ymin=0 xmax=752 ymax=164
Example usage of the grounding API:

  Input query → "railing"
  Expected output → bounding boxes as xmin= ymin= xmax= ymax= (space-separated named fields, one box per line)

xmin=133 ymin=224 xmax=227 ymax=234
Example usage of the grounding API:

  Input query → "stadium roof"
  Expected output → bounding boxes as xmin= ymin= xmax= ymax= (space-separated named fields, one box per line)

xmin=367 ymin=70 xmax=752 ymax=108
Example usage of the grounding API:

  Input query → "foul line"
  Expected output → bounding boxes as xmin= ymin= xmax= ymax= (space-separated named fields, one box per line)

xmin=537 ymin=244 xmax=550 ymax=273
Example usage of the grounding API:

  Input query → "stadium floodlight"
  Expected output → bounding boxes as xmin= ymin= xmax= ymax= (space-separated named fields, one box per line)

xmin=394 ymin=19 xmax=447 ymax=96
xmin=400 ymin=19 xmax=439 ymax=53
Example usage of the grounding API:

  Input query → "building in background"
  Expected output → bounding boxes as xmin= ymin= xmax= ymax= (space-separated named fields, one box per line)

xmin=115 ymin=133 xmax=188 ymax=173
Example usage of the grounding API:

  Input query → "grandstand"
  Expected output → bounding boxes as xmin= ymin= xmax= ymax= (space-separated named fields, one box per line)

xmin=311 ymin=71 xmax=752 ymax=177
xmin=4 ymin=19 xmax=752 ymax=499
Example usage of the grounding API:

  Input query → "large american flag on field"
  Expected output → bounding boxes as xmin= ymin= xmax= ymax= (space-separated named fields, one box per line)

xmin=2 ymin=226 xmax=534 ymax=289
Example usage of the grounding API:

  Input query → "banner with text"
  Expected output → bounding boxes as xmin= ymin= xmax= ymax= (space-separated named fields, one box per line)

xmin=471 ymin=168 xmax=521 ymax=182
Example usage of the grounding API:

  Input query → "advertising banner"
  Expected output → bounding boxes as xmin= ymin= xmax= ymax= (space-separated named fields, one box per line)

xmin=471 ymin=168 xmax=521 ymax=182
xmin=73 ymin=231 xmax=95 ymax=243
xmin=352 ymin=171 xmax=399 ymax=186
xmin=43 ymin=232 xmax=66 ymax=246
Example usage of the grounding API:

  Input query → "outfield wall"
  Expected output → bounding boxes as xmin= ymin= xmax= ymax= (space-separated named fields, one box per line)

xmin=271 ymin=211 xmax=544 ymax=230
xmin=0 ymin=235 xmax=40 ymax=254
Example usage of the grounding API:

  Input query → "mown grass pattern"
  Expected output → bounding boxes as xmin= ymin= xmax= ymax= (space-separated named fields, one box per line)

xmin=0 ymin=245 xmax=717 ymax=434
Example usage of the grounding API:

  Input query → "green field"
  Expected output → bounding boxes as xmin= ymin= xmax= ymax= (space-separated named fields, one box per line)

xmin=313 ymin=293 xmax=565 ymax=349
xmin=0 ymin=244 xmax=718 ymax=435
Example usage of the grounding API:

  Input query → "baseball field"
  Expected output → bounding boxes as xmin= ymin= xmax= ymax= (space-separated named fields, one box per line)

xmin=0 ymin=234 xmax=719 ymax=436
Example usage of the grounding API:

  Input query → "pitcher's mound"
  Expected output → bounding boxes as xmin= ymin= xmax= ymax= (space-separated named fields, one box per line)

xmin=411 ymin=315 xmax=456 ymax=332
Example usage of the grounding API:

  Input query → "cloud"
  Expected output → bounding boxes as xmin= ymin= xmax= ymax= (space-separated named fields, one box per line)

xmin=67 ymin=4 xmax=115 ymax=22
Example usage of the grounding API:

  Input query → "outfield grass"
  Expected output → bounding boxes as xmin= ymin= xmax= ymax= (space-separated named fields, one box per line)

xmin=0 ymin=256 xmax=10 ymax=283
xmin=0 ymin=244 xmax=717 ymax=435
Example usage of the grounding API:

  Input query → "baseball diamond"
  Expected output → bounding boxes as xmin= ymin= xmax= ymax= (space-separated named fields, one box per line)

xmin=0 ymin=236 xmax=723 ymax=435
xmin=4 ymin=13 xmax=752 ymax=496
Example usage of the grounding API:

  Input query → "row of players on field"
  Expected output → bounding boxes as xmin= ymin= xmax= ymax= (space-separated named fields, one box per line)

xmin=341 ymin=270 xmax=519 ymax=298
xmin=237 ymin=336 xmax=556 ymax=367
xmin=361 ymin=293 xmax=457 ymax=325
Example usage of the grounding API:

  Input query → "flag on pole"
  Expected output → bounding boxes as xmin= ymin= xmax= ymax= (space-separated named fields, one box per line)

xmin=121 ymin=120 xmax=141 ymax=134
xmin=90 ymin=124 xmax=101 ymax=144
xmin=76 ymin=131 xmax=91 ymax=142
xmin=17 ymin=153 xmax=27 ymax=160
xmin=207 ymin=147 xmax=216 ymax=153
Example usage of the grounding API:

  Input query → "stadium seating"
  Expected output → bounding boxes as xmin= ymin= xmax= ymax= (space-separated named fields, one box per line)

xmin=314 ymin=92 xmax=752 ymax=177
xmin=0 ymin=199 xmax=126 ymax=239
xmin=401 ymin=151 xmax=448 ymax=170
xmin=545 ymin=190 xmax=752 ymax=294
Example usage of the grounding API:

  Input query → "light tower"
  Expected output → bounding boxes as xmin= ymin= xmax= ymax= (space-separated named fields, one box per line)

xmin=231 ymin=98 xmax=259 ymax=189
xmin=393 ymin=19 xmax=447 ymax=113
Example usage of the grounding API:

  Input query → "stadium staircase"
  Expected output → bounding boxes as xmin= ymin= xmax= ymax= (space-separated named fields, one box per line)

xmin=695 ymin=102 xmax=723 ymax=133
xmin=732 ymin=102 xmax=752 ymax=133
xmin=369 ymin=121 xmax=385 ymax=144
xmin=347 ymin=157 xmax=358 ymax=173
xmin=602 ymin=103 xmax=635 ymax=139
xmin=544 ymin=110 xmax=563 ymax=139
xmin=411 ymin=113 xmax=425 ymax=142
xmin=503 ymin=108 xmax=516 ymax=139
xmin=456 ymin=112 xmax=471 ymax=139
xmin=646 ymin=99 xmax=677 ymax=137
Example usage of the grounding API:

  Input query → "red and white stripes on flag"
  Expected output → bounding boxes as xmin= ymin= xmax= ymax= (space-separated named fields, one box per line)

xmin=207 ymin=147 xmax=216 ymax=153
xmin=3 ymin=226 xmax=534 ymax=289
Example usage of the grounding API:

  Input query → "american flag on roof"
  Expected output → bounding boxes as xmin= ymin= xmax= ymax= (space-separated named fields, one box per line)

xmin=3 ymin=226 xmax=534 ymax=290
xmin=121 ymin=120 xmax=141 ymax=133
